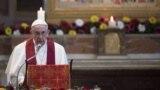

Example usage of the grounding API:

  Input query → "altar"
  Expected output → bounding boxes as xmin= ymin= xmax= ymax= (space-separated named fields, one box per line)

xmin=0 ymin=33 xmax=159 ymax=89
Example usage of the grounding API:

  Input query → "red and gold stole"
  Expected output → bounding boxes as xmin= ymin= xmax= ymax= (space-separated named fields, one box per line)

xmin=23 ymin=38 xmax=55 ymax=87
xmin=25 ymin=38 xmax=55 ymax=65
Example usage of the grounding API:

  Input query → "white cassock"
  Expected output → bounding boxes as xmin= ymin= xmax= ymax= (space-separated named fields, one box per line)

xmin=5 ymin=40 xmax=68 ymax=85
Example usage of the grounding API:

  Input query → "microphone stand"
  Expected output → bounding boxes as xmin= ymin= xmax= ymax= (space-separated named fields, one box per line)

xmin=16 ymin=55 xmax=37 ymax=90
xmin=16 ymin=44 xmax=42 ymax=90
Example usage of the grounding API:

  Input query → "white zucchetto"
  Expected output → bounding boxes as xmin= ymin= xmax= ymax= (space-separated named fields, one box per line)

xmin=31 ymin=19 xmax=47 ymax=27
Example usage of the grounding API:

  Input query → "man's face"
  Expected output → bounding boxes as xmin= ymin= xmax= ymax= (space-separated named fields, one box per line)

xmin=31 ymin=24 xmax=49 ymax=45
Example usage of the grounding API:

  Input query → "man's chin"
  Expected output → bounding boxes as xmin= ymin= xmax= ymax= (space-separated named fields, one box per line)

xmin=35 ymin=42 xmax=41 ymax=44
xmin=37 ymin=42 xmax=44 ymax=45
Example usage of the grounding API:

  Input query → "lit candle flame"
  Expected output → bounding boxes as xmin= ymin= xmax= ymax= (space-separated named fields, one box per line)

xmin=110 ymin=16 xmax=114 ymax=22
xmin=40 ymin=7 xmax=42 ymax=11
xmin=108 ymin=16 xmax=116 ymax=28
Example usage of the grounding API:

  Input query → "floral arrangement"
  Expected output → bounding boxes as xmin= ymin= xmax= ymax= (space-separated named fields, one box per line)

xmin=0 ymin=16 xmax=160 ymax=36
xmin=49 ymin=16 xmax=160 ymax=35
xmin=0 ymin=21 xmax=30 ymax=36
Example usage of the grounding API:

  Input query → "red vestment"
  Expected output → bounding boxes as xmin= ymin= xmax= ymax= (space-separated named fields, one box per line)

xmin=26 ymin=38 xmax=55 ymax=64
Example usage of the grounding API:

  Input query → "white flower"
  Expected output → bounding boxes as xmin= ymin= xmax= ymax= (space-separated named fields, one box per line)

xmin=75 ymin=19 xmax=84 ymax=27
xmin=56 ymin=29 xmax=64 ymax=35
xmin=13 ymin=29 xmax=21 ymax=35
xmin=90 ymin=26 xmax=97 ymax=34
xmin=138 ymin=24 xmax=146 ymax=32
xmin=117 ymin=20 xmax=125 ymax=29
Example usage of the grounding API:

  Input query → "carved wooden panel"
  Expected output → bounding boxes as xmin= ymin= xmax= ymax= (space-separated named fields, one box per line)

xmin=97 ymin=29 xmax=125 ymax=55
xmin=104 ymin=33 xmax=121 ymax=54
xmin=46 ymin=0 xmax=160 ymax=24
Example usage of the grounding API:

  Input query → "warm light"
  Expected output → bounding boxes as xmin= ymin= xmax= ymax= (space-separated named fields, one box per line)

xmin=108 ymin=16 xmax=116 ymax=28
xmin=110 ymin=16 xmax=114 ymax=22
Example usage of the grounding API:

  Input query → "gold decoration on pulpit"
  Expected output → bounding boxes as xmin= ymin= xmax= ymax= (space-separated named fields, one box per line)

xmin=27 ymin=65 xmax=70 ymax=89
xmin=56 ymin=77 xmax=60 ymax=89
xmin=44 ymin=66 xmax=55 ymax=79
xmin=104 ymin=32 xmax=120 ymax=54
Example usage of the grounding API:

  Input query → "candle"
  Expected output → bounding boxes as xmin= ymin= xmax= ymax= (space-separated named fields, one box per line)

xmin=37 ymin=7 xmax=45 ymax=21
xmin=108 ymin=16 xmax=116 ymax=28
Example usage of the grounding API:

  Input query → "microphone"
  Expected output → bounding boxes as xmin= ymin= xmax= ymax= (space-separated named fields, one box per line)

xmin=16 ymin=44 xmax=42 ymax=90
xmin=36 ymin=44 xmax=42 ymax=53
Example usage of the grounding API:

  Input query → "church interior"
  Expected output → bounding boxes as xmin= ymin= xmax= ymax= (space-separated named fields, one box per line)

xmin=0 ymin=0 xmax=160 ymax=89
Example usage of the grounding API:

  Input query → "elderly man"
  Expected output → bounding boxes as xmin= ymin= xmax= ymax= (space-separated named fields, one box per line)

xmin=5 ymin=8 xmax=68 ymax=87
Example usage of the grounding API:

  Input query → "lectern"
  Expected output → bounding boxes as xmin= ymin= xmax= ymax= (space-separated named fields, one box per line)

xmin=27 ymin=65 xmax=70 ymax=89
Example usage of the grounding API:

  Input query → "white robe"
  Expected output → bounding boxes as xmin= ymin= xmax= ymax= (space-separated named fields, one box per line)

xmin=5 ymin=40 xmax=68 ymax=85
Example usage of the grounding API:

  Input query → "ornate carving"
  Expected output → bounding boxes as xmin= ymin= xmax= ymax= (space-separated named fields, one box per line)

xmin=97 ymin=29 xmax=125 ymax=55
xmin=104 ymin=33 xmax=120 ymax=54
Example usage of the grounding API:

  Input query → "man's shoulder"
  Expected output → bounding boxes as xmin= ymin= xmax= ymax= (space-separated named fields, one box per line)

xmin=54 ymin=42 xmax=64 ymax=49
xmin=14 ymin=41 xmax=27 ymax=50
xmin=54 ymin=42 xmax=63 ymax=47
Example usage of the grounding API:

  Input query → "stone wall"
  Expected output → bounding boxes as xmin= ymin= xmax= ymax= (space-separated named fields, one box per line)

xmin=0 ymin=34 xmax=159 ymax=55
xmin=126 ymin=34 xmax=160 ymax=53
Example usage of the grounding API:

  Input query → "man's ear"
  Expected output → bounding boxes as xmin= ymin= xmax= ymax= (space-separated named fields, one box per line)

xmin=46 ymin=30 xmax=50 ymax=37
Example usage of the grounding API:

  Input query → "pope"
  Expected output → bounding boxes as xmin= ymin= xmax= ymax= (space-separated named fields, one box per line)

xmin=5 ymin=7 xmax=68 ymax=87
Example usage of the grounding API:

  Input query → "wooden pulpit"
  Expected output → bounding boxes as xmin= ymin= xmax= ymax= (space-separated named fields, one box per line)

xmin=26 ymin=65 xmax=70 ymax=89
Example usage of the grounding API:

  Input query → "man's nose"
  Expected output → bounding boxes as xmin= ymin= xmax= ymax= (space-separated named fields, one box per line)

xmin=38 ymin=33 xmax=43 ymax=38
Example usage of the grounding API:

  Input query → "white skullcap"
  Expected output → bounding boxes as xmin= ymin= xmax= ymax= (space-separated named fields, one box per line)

xmin=31 ymin=19 xmax=47 ymax=27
